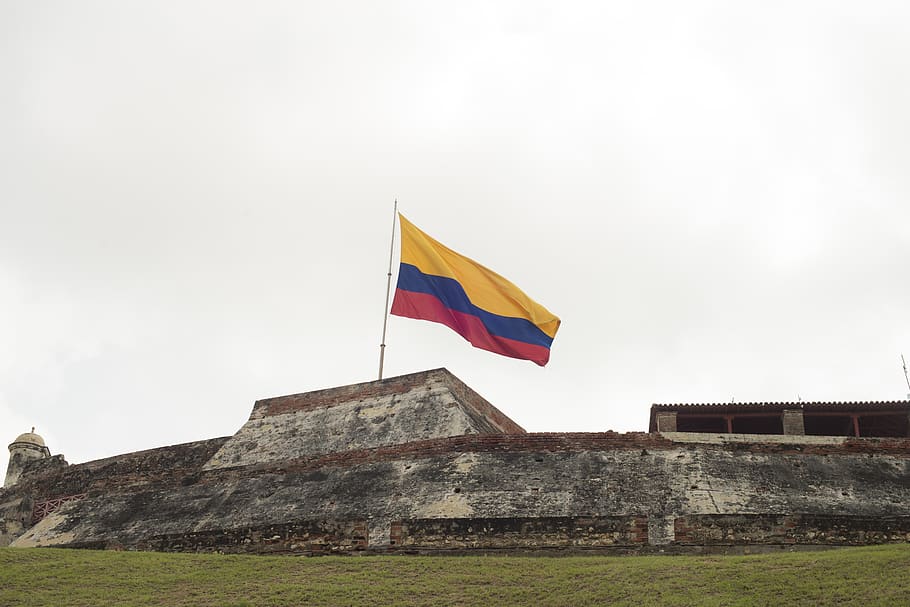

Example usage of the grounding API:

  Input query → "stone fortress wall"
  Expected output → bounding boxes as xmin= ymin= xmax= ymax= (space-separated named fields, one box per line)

xmin=2 ymin=369 xmax=909 ymax=555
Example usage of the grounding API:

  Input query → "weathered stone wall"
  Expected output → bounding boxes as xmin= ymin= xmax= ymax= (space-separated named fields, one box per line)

xmin=9 ymin=433 xmax=910 ymax=553
xmin=0 ymin=495 xmax=33 ymax=547
xmin=3 ymin=369 xmax=910 ymax=555
xmin=0 ymin=436 xmax=230 ymax=548
xmin=8 ymin=438 xmax=229 ymax=499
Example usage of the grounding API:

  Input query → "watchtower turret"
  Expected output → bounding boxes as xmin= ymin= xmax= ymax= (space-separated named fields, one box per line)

xmin=4 ymin=428 xmax=51 ymax=487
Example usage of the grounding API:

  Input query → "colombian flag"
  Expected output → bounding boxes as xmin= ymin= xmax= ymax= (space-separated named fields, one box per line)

xmin=390 ymin=214 xmax=560 ymax=366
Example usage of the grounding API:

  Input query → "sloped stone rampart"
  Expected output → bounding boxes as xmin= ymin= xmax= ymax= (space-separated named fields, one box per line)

xmin=202 ymin=369 xmax=524 ymax=471
xmin=248 ymin=369 xmax=523 ymax=434
xmin=0 ymin=496 xmax=33 ymax=547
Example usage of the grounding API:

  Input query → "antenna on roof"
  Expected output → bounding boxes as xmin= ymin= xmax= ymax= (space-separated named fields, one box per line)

xmin=902 ymin=354 xmax=910 ymax=400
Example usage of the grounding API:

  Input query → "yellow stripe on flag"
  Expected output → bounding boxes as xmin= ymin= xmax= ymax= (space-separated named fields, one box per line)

xmin=398 ymin=214 xmax=560 ymax=339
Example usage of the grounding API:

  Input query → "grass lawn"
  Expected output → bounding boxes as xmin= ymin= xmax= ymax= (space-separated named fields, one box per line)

xmin=1 ymin=544 xmax=908 ymax=606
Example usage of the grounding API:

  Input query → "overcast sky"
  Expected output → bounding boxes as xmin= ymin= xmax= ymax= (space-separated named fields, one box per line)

xmin=3 ymin=1 xmax=910 ymax=476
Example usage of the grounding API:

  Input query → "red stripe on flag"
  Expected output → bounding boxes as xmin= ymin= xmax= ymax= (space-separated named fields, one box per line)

xmin=391 ymin=289 xmax=551 ymax=366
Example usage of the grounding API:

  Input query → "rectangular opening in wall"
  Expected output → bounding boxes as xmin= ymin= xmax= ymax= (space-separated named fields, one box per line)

xmin=676 ymin=415 xmax=727 ymax=433
xmin=858 ymin=414 xmax=909 ymax=437
xmin=731 ymin=415 xmax=783 ymax=435
xmin=804 ymin=415 xmax=853 ymax=436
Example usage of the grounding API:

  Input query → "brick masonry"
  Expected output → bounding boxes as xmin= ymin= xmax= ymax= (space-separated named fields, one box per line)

xmin=782 ymin=409 xmax=806 ymax=435
xmin=391 ymin=516 xmax=650 ymax=552
xmin=133 ymin=519 xmax=369 ymax=555
xmin=675 ymin=514 xmax=910 ymax=545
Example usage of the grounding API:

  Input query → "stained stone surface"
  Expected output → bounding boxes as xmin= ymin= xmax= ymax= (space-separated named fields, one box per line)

xmin=2 ymin=369 xmax=910 ymax=555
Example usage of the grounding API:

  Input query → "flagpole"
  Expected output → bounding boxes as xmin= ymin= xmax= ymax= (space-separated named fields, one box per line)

xmin=378 ymin=200 xmax=398 ymax=380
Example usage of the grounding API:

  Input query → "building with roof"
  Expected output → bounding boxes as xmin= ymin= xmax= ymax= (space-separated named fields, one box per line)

xmin=650 ymin=401 xmax=910 ymax=437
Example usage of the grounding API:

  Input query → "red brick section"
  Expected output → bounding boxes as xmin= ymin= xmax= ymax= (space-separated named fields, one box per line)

xmin=674 ymin=514 xmax=910 ymax=545
xmin=351 ymin=521 xmax=369 ymax=548
xmin=632 ymin=517 xmax=650 ymax=544
xmin=129 ymin=520 xmax=370 ymax=555
xmin=391 ymin=516 xmax=652 ymax=550
xmin=390 ymin=521 xmax=403 ymax=546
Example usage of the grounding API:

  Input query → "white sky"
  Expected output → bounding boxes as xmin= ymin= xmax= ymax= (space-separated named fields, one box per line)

xmin=3 ymin=1 xmax=910 ymax=476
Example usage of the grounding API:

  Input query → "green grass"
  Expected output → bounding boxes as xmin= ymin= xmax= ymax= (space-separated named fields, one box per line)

xmin=1 ymin=545 xmax=908 ymax=606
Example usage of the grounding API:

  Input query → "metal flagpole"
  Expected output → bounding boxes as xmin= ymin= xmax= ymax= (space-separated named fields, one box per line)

xmin=902 ymin=354 xmax=910 ymax=398
xmin=378 ymin=200 xmax=398 ymax=380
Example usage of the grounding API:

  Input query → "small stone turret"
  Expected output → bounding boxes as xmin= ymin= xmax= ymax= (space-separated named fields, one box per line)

xmin=4 ymin=428 xmax=51 ymax=487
